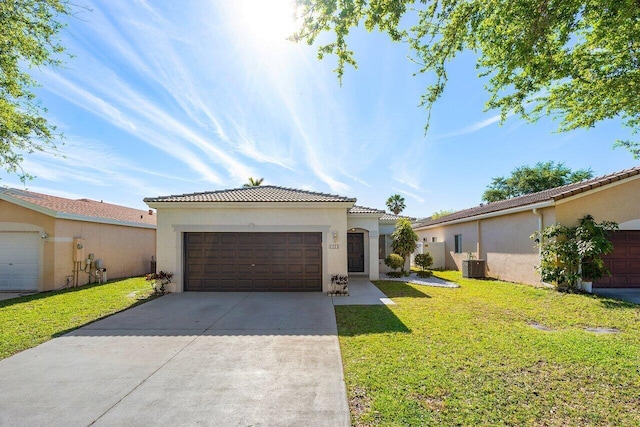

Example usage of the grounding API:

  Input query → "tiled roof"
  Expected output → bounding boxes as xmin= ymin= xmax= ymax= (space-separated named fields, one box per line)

xmin=1 ymin=188 xmax=156 ymax=227
xmin=380 ymin=212 xmax=416 ymax=221
xmin=349 ymin=205 xmax=385 ymax=214
xmin=144 ymin=186 xmax=357 ymax=203
xmin=414 ymin=166 xmax=640 ymax=228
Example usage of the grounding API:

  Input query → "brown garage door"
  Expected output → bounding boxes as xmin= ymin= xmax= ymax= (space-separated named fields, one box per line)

xmin=593 ymin=230 xmax=640 ymax=288
xmin=184 ymin=232 xmax=322 ymax=291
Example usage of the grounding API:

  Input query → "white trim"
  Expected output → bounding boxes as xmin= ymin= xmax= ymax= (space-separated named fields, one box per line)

xmin=554 ymin=174 xmax=640 ymax=205
xmin=414 ymin=201 xmax=554 ymax=230
xmin=619 ymin=219 xmax=640 ymax=230
xmin=0 ymin=193 xmax=156 ymax=229
xmin=172 ymin=224 xmax=331 ymax=233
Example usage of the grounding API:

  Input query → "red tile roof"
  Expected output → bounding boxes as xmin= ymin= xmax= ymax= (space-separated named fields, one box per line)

xmin=144 ymin=185 xmax=357 ymax=203
xmin=1 ymin=188 xmax=156 ymax=228
xmin=414 ymin=166 xmax=640 ymax=228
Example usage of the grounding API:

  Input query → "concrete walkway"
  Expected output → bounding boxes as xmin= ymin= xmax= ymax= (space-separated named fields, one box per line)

xmin=0 ymin=292 xmax=352 ymax=427
xmin=331 ymin=278 xmax=395 ymax=306
xmin=592 ymin=288 xmax=640 ymax=304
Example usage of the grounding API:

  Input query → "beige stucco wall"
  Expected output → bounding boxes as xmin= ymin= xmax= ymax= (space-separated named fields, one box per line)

xmin=555 ymin=177 xmax=640 ymax=228
xmin=53 ymin=219 xmax=156 ymax=289
xmin=416 ymin=221 xmax=479 ymax=270
xmin=415 ymin=206 xmax=556 ymax=285
xmin=0 ymin=200 xmax=155 ymax=291
xmin=153 ymin=205 xmax=350 ymax=292
xmin=479 ymin=207 xmax=555 ymax=284
xmin=412 ymin=241 xmax=445 ymax=269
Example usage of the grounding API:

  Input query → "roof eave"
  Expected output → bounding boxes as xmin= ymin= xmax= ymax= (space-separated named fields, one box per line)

xmin=413 ymin=200 xmax=554 ymax=230
xmin=145 ymin=200 xmax=357 ymax=209
xmin=1 ymin=192 xmax=156 ymax=229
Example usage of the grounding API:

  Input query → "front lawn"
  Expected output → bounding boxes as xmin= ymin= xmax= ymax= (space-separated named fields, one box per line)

xmin=0 ymin=277 xmax=154 ymax=360
xmin=337 ymin=271 xmax=640 ymax=426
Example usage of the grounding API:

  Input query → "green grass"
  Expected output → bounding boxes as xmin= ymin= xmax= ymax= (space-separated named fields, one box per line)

xmin=337 ymin=271 xmax=640 ymax=426
xmin=0 ymin=277 xmax=154 ymax=359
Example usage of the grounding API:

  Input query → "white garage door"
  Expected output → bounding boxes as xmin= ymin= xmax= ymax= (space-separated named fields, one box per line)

xmin=0 ymin=232 xmax=40 ymax=291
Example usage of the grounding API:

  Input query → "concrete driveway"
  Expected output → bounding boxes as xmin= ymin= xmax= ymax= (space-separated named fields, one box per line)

xmin=0 ymin=292 xmax=350 ymax=426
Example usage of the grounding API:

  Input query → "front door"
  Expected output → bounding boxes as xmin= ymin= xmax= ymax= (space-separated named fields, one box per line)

xmin=347 ymin=233 xmax=365 ymax=273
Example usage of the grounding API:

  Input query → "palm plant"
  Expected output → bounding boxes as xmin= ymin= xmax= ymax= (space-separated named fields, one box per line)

xmin=386 ymin=194 xmax=406 ymax=215
xmin=243 ymin=177 xmax=264 ymax=187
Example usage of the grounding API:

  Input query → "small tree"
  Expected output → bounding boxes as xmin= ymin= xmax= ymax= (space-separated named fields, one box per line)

xmin=414 ymin=253 xmax=434 ymax=278
xmin=391 ymin=218 xmax=419 ymax=274
xmin=532 ymin=215 xmax=617 ymax=290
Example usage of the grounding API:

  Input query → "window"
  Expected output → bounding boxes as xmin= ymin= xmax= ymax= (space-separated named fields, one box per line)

xmin=454 ymin=234 xmax=462 ymax=253
xmin=431 ymin=237 xmax=437 ymax=242
xmin=379 ymin=235 xmax=387 ymax=259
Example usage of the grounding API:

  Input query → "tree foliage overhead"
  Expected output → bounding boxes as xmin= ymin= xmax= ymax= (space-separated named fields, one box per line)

xmin=386 ymin=193 xmax=406 ymax=214
xmin=293 ymin=0 xmax=640 ymax=157
xmin=0 ymin=0 xmax=72 ymax=181
xmin=482 ymin=161 xmax=593 ymax=202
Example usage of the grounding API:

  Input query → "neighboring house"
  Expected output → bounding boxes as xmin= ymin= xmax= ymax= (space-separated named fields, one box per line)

xmin=413 ymin=167 xmax=640 ymax=288
xmin=0 ymin=188 xmax=156 ymax=292
xmin=144 ymin=186 xmax=401 ymax=292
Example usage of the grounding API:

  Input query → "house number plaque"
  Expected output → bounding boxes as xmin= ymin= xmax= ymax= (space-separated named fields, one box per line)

xmin=329 ymin=244 xmax=339 ymax=249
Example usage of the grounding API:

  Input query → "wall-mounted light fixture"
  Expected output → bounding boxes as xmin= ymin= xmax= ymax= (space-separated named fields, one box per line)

xmin=332 ymin=230 xmax=338 ymax=243
xmin=41 ymin=233 xmax=48 ymax=240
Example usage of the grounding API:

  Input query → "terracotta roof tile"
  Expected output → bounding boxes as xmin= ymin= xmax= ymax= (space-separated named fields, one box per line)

xmin=1 ymin=188 xmax=156 ymax=227
xmin=414 ymin=166 xmax=640 ymax=228
xmin=144 ymin=186 xmax=357 ymax=203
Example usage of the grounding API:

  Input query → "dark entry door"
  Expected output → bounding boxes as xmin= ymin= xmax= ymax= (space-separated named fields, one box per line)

xmin=593 ymin=230 xmax=640 ymax=288
xmin=347 ymin=233 xmax=365 ymax=272
xmin=184 ymin=232 xmax=322 ymax=291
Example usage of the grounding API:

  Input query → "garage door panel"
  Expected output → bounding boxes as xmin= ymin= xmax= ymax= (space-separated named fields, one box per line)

xmin=272 ymin=264 xmax=287 ymax=274
xmin=305 ymin=233 xmax=322 ymax=244
xmin=0 ymin=232 xmax=40 ymax=291
xmin=288 ymin=249 xmax=303 ymax=259
xmin=594 ymin=230 xmax=640 ymax=288
xmin=254 ymin=249 xmax=269 ymax=259
xmin=271 ymin=249 xmax=287 ymax=259
xmin=287 ymin=234 xmax=303 ymax=244
xmin=220 ymin=249 xmax=237 ymax=258
xmin=184 ymin=232 xmax=322 ymax=291
xmin=269 ymin=233 xmax=287 ymax=244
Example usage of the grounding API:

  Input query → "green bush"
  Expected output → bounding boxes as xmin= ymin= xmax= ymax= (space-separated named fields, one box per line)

xmin=384 ymin=253 xmax=404 ymax=271
xmin=414 ymin=253 xmax=434 ymax=271
xmin=417 ymin=270 xmax=433 ymax=278
xmin=385 ymin=271 xmax=404 ymax=278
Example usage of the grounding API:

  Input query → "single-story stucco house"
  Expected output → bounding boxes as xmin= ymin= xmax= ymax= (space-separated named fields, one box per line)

xmin=144 ymin=186 xmax=404 ymax=293
xmin=0 ymin=188 xmax=156 ymax=292
xmin=413 ymin=166 xmax=640 ymax=288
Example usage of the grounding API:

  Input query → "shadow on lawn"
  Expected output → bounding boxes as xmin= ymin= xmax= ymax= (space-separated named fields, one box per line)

xmin=598 ymin=298 xmax=639 ymax=310
xmin=0 ymin=282 xmax=115 ymax=309
xmin=373 ymin=281 xmax=432 ymax=299
xmin=335 ymin=305 xmax=411 ymax=336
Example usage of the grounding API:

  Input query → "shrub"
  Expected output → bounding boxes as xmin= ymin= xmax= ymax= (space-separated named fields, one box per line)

xmin=417 ymin=270 xmax=433 ymax=278
xmin=414 ymin=253 xmax=434 ymax=271
xmin=384 ymin=253 xmax=405 ymax=271
xmin=385 ymin=271 xmax=404 ymax=278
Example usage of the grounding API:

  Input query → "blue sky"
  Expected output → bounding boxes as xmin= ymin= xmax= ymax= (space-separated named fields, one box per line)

xmin=2 ymin=0 xmax=637 ymax=218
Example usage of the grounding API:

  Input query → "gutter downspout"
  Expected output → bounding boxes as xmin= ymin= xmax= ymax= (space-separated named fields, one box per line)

xmin=533 ymin=208 xmax=543 ymax=283
xmin=532 ymin=208 xmax=543 ymax=256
